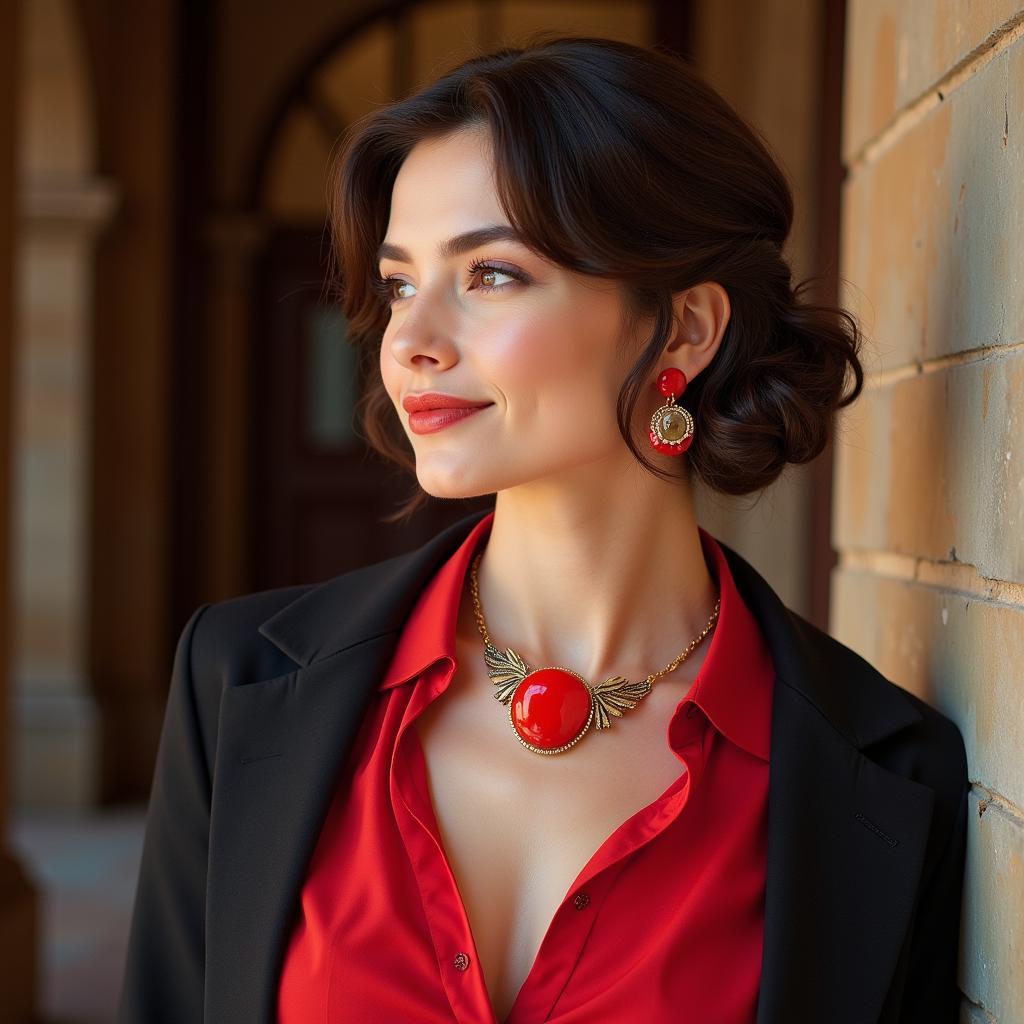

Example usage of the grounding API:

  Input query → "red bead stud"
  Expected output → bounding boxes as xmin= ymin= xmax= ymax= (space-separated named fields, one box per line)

xmin=657 ymin=367 xmax=687 ymax=400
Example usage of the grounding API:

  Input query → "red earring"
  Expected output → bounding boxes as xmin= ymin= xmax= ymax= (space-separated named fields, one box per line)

xmin=648 ymin=367 xmax=694 ymax=456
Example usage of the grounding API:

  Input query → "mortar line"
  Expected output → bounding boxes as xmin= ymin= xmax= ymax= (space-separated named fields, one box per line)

xmin=858 ymin=338 xmax=1024 ymax=390
xmin=835 ymin=549 xmax=1024 ymax=607
xmin=845 ymin=8 xmax=1024 ymax=170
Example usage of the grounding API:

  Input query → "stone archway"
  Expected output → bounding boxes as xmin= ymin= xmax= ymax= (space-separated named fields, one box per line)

xmin=193 ymin=0 xmax=660 ymax=599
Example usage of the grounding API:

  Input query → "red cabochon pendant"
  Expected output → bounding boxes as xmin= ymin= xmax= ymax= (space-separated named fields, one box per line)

xmin=510 ymin=668 xmax=594 ymax=753
xmin=473 ymin=543 xmax=717 ymax=757
xmin=481 ymin=626 xmax=656 ymax=756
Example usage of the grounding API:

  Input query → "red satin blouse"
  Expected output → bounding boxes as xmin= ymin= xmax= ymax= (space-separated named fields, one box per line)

xmin=277 ymin=510 xmax=775 ymax=1023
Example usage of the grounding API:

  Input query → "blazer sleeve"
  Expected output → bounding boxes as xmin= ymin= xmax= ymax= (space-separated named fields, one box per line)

xmin=117 ymin=602 xmax=214 ymax=1024
xmin=898 ymin=769 xmax=970 ymax=1023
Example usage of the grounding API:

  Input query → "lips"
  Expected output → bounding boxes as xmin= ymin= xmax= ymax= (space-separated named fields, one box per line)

xmin=402 ymin=392 xmax=493 ymax=413
xmin=407 ymin=404 xmax=491 ymax=435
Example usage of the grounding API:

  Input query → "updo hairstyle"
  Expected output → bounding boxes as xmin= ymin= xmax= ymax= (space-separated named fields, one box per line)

xmin=326 ymin=34 xmax=864 ymax=520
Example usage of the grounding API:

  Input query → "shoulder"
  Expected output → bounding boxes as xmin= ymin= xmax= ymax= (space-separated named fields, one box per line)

xmin=722 ymin=531 xmax=968 ymax=806
xmin=167 ymin=513 xmax=474 ymax=780
xmin=174 ymin=511 xmax=476 ymax=697
xmin=167 ymin=584 xmax=319 ymax=776
xmin=787 ymin=607 xmax=969 ymax=845
xmin=804 ymin=610 xmax=965 ymax=763
xmin=185 ymin=582 xmax=315 ymax=686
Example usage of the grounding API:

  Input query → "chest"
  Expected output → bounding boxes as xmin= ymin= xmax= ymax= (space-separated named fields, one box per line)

xmin=412 ymin=655 xmax=695 ymax=1020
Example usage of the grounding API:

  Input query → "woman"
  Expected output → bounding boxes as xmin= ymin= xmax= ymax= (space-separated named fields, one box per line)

xmin=118 ymin=35 xmax=969 ymax=1024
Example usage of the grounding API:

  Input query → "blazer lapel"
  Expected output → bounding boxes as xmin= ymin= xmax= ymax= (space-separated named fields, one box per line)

xmin=204 ymin=514 xmax=483 ymax=1024
xmin=205 ymin=508 xmax=935 ymax=1024
xmin=753 ymin=674 xmax=934 ymax=1023
xmin=726 ymin=550 xmax=935 ymax=1024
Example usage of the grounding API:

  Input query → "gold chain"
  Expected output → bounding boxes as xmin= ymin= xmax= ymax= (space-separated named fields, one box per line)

xmin=468 ymin=550 xmax=720 ymax=686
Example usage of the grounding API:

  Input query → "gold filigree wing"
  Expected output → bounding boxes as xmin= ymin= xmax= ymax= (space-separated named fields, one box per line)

xmin=483 ymin=641 xmax=530 ymax=704
xmin=590 ymin=675 xmax=653 ymax=729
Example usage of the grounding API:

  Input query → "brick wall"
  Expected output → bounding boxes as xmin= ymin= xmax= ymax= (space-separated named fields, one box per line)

xmin=832 ymin=4 xmax=1024 ymax=1020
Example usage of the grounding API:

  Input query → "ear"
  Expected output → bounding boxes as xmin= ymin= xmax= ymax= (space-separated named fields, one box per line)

xmin=660 ymin=282 xmax=731 ymax=384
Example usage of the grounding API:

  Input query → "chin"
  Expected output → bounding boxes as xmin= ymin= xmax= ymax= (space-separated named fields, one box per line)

xmin=415 ymin=465 xmax=498 ymax=501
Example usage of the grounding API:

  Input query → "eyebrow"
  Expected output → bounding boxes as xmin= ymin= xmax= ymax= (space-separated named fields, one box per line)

xmin=376 ymin=225 xmax=527 ymax=264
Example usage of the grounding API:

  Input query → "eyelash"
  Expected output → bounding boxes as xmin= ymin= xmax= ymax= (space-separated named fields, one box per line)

xmin=371 ymin=257 xmax=527 ymax=304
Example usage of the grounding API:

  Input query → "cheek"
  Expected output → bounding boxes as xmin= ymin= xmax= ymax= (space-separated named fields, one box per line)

xmin=485 ymin=310 xmax=594 ymax=387
xmin=486 ymin=311 xmax=622 ymax=422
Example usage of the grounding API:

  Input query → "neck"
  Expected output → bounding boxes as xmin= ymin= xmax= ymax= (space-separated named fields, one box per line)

xmin=461 ymin=458 xmax=719 ymax=687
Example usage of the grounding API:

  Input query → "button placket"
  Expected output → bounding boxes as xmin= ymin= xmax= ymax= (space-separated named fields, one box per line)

xmin=391 ymin=687 xmax=493 ymax=1021
xmin=505 ymin=871 xmax=621 ymax=1024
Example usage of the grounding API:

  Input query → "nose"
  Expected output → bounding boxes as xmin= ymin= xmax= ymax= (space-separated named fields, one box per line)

xmin=387 ymin=304 xmax=460 ymax=372
xmin=388 ymin=331 xmax=459 ymax=372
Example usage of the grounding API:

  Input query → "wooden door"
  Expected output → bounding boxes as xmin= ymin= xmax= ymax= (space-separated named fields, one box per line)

xmin=250 ymin=226 xmax=493 ymax=590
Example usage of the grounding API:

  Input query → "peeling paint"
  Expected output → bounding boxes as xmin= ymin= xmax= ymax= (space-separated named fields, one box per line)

xmin=954 ymin=181 xmax=967 ymax=234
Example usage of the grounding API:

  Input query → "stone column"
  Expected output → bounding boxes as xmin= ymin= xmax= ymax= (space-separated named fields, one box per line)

xmin=11 ymin=177 xmax=117 ymax=810
xmin=0 ymin=0 xmax=40 ymax=1016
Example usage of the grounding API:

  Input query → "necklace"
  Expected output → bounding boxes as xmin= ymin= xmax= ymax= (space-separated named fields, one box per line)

xmin=468 ymin=549 xmax=721 ymax=756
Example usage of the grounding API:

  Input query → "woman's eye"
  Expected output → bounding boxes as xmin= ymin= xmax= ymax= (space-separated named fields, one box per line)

xmin=372 ymin=260 xmax=525 ymax=305
xmin=371 ymin=275 xmax=411 ymax=303
xmin=467 ymin=259 xmax=529 ymax=292
xmin=391 ymin=278 xmax=415 ymax=301
xmin=472 ymin=264 xmax=518 ymax=291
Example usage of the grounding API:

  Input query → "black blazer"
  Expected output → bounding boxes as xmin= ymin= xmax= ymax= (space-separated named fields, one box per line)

xmin=117 ymin=508 xmax=969 ymax=1024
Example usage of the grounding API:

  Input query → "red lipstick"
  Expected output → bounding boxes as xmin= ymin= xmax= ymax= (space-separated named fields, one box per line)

xmin=402 ymin=392 xmax=493 ymax=435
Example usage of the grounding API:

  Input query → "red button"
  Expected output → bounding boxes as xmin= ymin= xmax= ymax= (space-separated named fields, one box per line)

xmin=453 ymin=952 xmax=471 ymax=971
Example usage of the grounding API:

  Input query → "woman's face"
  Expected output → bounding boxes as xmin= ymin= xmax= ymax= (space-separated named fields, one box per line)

xmin=378 ymin=127 xmax=651 ymax=500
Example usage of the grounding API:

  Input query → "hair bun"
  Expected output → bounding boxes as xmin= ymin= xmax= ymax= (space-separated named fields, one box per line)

xmin=685 ymin=284 xmax=864 ymax=496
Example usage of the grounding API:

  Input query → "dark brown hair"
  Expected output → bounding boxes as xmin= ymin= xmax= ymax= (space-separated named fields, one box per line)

xmin=325 ymin=34 xmax=863 ymax=522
